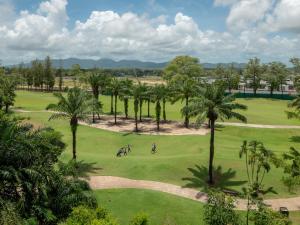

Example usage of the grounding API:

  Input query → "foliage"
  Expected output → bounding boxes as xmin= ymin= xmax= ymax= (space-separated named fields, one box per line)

xmin=214 ymin=63 xmax=240 ymax=92
xmin=46 ymin=87 xmax=92 ymax=159
xmin=129 ymin=212 xmax=149 ymax=225
xmin=244 ymin=58 xmax=266 ymax=95
xmin=251 ymin=203 xmax=291 ymax=225
xmin=163 ymin=55 xmax=203 ymax=81
xmin=280 ymin=147 xmax=300 ymax=192
xmin=60 ymin=206 xmax=118 ymax=225
xmin=0 ymin=112 xmax=96 ymax=224
xmin=203 ymin=191 xmax=240 ymax=225
xmin=0 ymin=76 xmax=16 ymax=113
xmin=44 ymin=56 xmax=55 ymax=90
xmin=264 ymin=62 xmax=288 ymax=95
xmin=187 ymin=83 xmax=247 ymax=184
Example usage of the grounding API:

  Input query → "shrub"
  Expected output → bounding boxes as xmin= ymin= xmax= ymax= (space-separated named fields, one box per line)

xmin=129 ymin=212 xmax=149 ymax=225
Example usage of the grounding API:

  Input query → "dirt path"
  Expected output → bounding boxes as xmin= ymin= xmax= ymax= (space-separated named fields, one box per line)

xmin=89 ymin=176 xmax=300 ymax=211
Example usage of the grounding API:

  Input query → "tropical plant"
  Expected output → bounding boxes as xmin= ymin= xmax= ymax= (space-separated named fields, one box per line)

xmin=203 ymin=191 xmax=240 ymax=225
xmin=0 ymin=112 xmax=96 ymax=224
xmin=187 ymin=83 xmax=247 ymax=184
xmin=119 ymin=78 xmax=133 ymax=119
xmin=46 ymin=87 xmax=92 ymax=160
xmin=169 ymin=76 xmax=199 ymax=128
xmin=151 ymin=85 xmax=166 ymax=131
xmin=44 ymin=56 xmax=55 ymax=91
xmin=280 ymin=147 xmax=300 ymax=192
xmin=129 ymin=212 xmax=149 ymax=225
xmin=131 ymin=83 xmax=145 ymax=132
xmin=108 ymin=78 xmax=123 ymax=124
xmin=239 ymin=140 xmax=276 ymax=225
xmin=138 ymin=83 xmax=148 ymax=122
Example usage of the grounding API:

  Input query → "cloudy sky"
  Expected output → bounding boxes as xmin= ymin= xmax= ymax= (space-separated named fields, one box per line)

xmin=0 ymin=0 xmax=300 ymax=65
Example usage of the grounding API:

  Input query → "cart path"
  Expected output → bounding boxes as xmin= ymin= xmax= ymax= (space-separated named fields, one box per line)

xmin=14 ymin=109 xmax=300 ymax=130
xmin=88 ymin=176 xmax=300 ymax=211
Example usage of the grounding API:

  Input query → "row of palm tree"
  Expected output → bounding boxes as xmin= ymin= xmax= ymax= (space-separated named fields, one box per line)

xmin=46 ymin=79 xmax=247 ymax=184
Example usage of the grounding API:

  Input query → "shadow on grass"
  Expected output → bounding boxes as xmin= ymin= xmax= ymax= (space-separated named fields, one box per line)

xmin=59 ymin=160 xmax=102 ymax=178
xmin=289 ymin=136 xmax=300 ymax=143
xmin=182 ymin=165 xmax=247 ymax=194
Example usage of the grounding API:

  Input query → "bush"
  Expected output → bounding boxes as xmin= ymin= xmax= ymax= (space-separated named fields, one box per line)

xmin=252 ymin=205 xmax=291 ymax=225
xmin=129 ymin=212 xmax=149 ymax=225
xmin=204 ymin=191 xmax=240 ymax=225
xmin=61 ymin=206 xmax=119 ymax=225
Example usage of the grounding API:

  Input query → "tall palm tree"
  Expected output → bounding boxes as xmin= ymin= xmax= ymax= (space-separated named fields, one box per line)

xmin=170 ymin=76 xmax=199 ymax=128
xmin=108 ymin=78 xmax=123 ymax=124
xmin=119 ymin=78 xmax=133 ymax=119
xmin=151 ymin=85 xmax=165 ymax=131
xmin=131 ymin=83 xmax=144 ymax=132
xmin=138 ymin=83 xmax=148 ymax=122
xmin=187 ymin=83 xmax=247 ymax=184
xmin=46 ymin=87 xmax=91 ymax=160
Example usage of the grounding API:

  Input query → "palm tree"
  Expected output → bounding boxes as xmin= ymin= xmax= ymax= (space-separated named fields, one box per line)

xmin=46 ymin=87 xmax=91 ymax=160
xmin=138 ymin=83 xmax=148 ymax=122
xmin=187 ymin=83 xmax=247 ymax=184
xmin=151 ymin=85 xmax=165 ymax=131
xmin=108 ymin=78 xmax=123 ymax=124
xmin=170 ymin=76 xmax=199 ymax=128
xmin=119 ymin=78 xmax=133 ymax=119
xmin=145 ymin=86 xmax=153 ymax=118
xmin=131 ymin=83 xmax=145 ymax=132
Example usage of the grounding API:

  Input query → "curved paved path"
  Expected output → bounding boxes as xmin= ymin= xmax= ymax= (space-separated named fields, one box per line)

xmin=14 ymin=109 xmax=300 ymax=130
xmin=89 ymin=176 xmax=300 ymax=211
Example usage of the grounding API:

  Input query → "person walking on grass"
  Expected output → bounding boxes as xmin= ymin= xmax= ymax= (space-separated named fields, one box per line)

xmin=151 ymin=143 xmax=157 ymax=154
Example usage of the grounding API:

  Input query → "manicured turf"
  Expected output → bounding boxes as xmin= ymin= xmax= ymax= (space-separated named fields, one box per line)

xmin=95 ymin=189 xmax=205 ymax=225
xmin=15 ymin=90 xmax=300 ymax=125
xmin=17 ymin=110 xmax=300 ymax=198
xmin=94 ymin=189 xmax=300 ymax=225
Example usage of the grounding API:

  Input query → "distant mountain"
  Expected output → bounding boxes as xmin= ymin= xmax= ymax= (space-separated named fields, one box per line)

xmin=7 ymin=58 xmax=246 ymax=69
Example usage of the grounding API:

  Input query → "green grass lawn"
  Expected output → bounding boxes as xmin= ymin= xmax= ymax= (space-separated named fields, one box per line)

xmin=17 ymin=110 xmax=300 ymax=198
xmin=14 ymin=90 xmax=300 ymax=125
xmin=94 ymin=189 xmax=300 ymax=225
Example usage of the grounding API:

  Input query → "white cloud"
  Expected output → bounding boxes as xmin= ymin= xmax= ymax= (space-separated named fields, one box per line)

xmin=0 ymin=0 xmax=299 ymax=65
xmin=226 ymin=0 xmax=273 ymax=31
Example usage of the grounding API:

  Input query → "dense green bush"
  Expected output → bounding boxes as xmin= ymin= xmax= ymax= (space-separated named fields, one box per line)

xmin=129 ymin=212 xmax=149 ymax=225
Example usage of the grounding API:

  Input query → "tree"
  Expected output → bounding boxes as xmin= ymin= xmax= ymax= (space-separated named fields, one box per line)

xmin=0 ymin=112 xmax=97 ymax=223
xmin=151 ymin=85 xmax=164 ymax=131
xmin=31 ymin=59 xmax=44 ymax=89
xmin=170 ymin=76 xmax=199 ymax=128
xmin=119 ymin=78 xmax=133 ymax=119
xmin=203 ymin=191 xmax=240 ymax=225
xmin=0 ymin=77 xmax=16 ymax=113
xmin=44 ymin=56 xmax=55 ymax=91
xmin=187 ymin=83 xmax=247 ymax=184
xmin=138 ymin=83 xmax=148 ymax=122
xmin=131 ymin=83 xmax=144 ymax=132
xmin=85 ymin=72 xmax=103 ymax=123
xmin=216 ymin=63 xmax=240 ymax=93
xmin=108 ymin=78 xmax=123 ymax=124
xmin=46 ymin=87 xmax=92 ymax=160
xmin=163 ymin=55 xmax=203 ymax=81
xmin=280 ymin=147 xmax=300 ymax=192
xmin=239 ymin=140 xmax=276 ymax=225
xmin=244 ymin=58 xmax=265 ymax=95
xmin=266 ymin=62 xmax=288 ymax=95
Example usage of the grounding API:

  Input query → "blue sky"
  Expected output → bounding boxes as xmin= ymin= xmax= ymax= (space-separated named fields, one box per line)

xmin=0 ymin=0 xmax=300 ymax=64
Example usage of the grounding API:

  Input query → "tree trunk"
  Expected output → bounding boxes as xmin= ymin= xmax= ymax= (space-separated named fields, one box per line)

xmin=163 ymin=98 xmax=166 ymax=121
xmin=208 ymin=118 xmax=215 ymax=184
xmin=134 ymin=99 xmax=139 ymax=132
xmin=114 ymin=94 xmax=117 ymax=124
xmin=70 ymin=120 xmax=78 ymax=160
xmin=156 ymin=101 xmax=161 ymax=131
xmin=139 ymin=99 xmax=142 ymax=122
xmin=92 ymin=111 xmax=95 ymax=123
xmin=124 ymin=99 xmax=128 ymax=119
xmin=110 ymin=94 xmax=114 ymax=114
xmin=147 ymin=99 xmax=150 ymax=117
xmin=281 ymin=81 xmax=284 ymax=96
xmin=184 ymin=96 xmax=189 ymax=128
